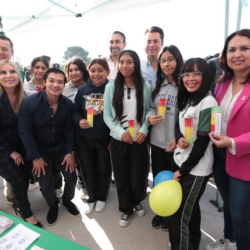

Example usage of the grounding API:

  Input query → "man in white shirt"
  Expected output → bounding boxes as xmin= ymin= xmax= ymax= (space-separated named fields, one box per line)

xmin=106 ymin=31 xmax=127 ymax=82
xmin=141 ymin=26 xmax=164 ymax=84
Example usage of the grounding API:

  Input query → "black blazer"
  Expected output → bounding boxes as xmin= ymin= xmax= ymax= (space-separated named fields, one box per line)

xmin=0 ymin=91 xmax=20 ymax=157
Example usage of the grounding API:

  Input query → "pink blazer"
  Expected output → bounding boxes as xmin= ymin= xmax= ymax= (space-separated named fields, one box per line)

xmin=215 ymin=78 xmax=250 ymax=181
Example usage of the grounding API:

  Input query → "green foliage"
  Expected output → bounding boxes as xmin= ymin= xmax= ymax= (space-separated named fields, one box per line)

xmin=63 ymin=46 xmax=91 ymax=65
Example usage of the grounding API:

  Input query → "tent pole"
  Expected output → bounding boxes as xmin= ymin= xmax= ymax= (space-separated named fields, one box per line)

xmin=225 ymin=0 xmax=230 ymax=40
xmin=236 ymin=0 xmax=242 ymax=30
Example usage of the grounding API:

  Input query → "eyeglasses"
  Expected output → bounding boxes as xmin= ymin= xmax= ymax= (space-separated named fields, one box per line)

xmin=181 ymin=71 xmax=203 ymax=78
xmin=159 ymin=57 xmax=176 ymax=64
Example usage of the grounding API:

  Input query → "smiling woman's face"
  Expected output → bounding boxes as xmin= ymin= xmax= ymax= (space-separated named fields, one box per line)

xmin=227 ymin=35 xmax=250 ymax=74
xmin=0 ymin=63 xmax=19 ymax=90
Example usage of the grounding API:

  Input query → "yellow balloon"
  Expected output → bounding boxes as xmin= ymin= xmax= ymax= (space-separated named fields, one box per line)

xmin=149 ymin=180 xmax=182 ymax=217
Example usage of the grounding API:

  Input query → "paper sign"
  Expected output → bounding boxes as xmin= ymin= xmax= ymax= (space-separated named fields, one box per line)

xmin=87 ymin=107 xmax=93 ymax=127
xmin=158 ymin=98 xmax=167 ymax=121
xmin=128 ymin=120 xmax=136 ymax=141
xmin=211 ymin=106 xmax=222 ymax=135
xmin=185 ymin=118 xmax=193 ymax=146
xmin=0 ymin=224 xmax=40 ymax=250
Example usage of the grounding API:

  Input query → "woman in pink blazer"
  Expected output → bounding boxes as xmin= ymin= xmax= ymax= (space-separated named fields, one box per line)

xmin=206 ymin=29 xmax=250 ymax=250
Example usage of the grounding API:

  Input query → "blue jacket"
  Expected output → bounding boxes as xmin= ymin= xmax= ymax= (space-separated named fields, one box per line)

xmin=103 ymin=81 xmax=151 ymax=140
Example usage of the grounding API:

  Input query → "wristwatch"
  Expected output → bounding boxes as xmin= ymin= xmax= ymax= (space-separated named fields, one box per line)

xmin=67 ymin=151 xmax=76 ymax=156
xmin=34 ymin=157 xmax=41 ymax=161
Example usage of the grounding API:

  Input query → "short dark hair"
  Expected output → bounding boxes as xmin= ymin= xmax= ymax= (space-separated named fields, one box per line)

xmin=145 ymin=26 xmax=164 ymax=43
xmin=68 ymin=57 xmax=89 ymax=82
xmin=111 ymin=31 xmax=126 ymax=43
xmin=177 ymin=58 xmax=212 ymax=111
xmin=219 ymin=29 xmax=250 ymax=84
xmin=43 ymin=68 xmax=67 ymax=84
xmin=0 ymin=35 xmax=13 ymax=50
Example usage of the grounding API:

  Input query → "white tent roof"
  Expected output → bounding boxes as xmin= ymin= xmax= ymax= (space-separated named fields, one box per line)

xmin=1 ymin=0 xmax=249 ymax=66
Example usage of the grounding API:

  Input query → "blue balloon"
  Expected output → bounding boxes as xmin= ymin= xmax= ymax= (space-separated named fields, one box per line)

xmin=154 ymin=170 xmax=174 ymax=186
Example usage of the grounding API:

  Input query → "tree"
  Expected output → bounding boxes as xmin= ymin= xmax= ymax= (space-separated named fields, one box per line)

xmin=63 ymin=46 xmax=91 ymax=65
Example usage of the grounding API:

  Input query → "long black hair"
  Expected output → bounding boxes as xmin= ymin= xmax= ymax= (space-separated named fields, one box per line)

xmin=112 ymin=50 xmax=144 ymax=125
xmin=177 ymin=58 xmax=212 ymax=111
xmin=152 ymin=45 xmax=183 ymax=101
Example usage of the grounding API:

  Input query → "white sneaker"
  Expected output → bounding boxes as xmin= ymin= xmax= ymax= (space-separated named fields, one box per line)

xmin=95 ymin=201 xmax=106 ymax=212
xmin=55 ymin=188 xmax=63 ymax=199
xmin=85 ymin=202 xmax=95 ymax=215
xmin=28 ymin=182 xmax=39 ymax=192
xmin=134 ymin=203 xmax=145 ymax=217
xmin=119 ymin=213 xmax=130 ymax=228
xmin=225 ymin=239 xmax=237 ymax=250
xmin=206 ymin=239 xmax=227 ymax=250
xmin=80 ymin=188 xmax=88 ymax=200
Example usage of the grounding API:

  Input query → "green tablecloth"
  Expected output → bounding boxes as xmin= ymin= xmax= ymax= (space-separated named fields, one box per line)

xmin=0 ymin=212 xmax=90 ymax=250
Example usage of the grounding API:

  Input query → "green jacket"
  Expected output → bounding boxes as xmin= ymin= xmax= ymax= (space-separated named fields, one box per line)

xmin=104 ymin=81 xmax=151 ymax=141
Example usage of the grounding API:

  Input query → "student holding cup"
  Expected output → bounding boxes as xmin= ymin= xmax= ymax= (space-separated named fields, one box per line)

xmin=104 ymin=50 xmax=151 ymax=228
xmin=73 ymin=59 xmax=111 ymax=215
xmin=146 ymin=45 xmax=183 ymax=230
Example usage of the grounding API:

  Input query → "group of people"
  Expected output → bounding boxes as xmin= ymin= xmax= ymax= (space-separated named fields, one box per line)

xmin=0 ymin=26 xmax=250 ymax=250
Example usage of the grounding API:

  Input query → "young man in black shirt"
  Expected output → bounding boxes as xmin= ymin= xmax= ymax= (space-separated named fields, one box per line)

xmin=19 ymin=68 xmax=79 ymax=225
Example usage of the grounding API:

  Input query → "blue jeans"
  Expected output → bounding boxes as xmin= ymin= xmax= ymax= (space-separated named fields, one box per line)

xmin=213 ymin=147 xmax=235 ymax=242
xmin=229 ymin=176 xmax=250 ymax=250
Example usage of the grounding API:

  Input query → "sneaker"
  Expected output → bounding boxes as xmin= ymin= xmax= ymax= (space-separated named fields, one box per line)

xmin=161 ymin=217 xmax=169 ymax=231
xmin=95 ymin=201 xmax=106 ymax=212
xmin=55 ymin=188 xmax=63 ymax=199
xmin=28 ymin=182 xmax=39 ymax=192
xmin=119 ymin=213 xmax=130 ymax=228
xmin=134 ymin=203 xmax=145 ymax=217
xmin=85 ymin=202 xmax=95 ymax=215
xmin=63 ymin=201 xmax=80 ymax=217
xmin=80 ymin=188 xmax=88 ymax=200
xmin=225 ymin=239 xmax=237 ymax=250
xmin=206 ymin=239 xmax=227 ymax=250
xmin=47 ymin=205 xmax=59 ymax=226
xmin=7 ymin=197 xmax=14 ymax=205
xmin=151 ymin=215 xmax=163 ymax=229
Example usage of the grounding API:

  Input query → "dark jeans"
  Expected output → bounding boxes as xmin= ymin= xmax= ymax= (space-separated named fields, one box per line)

xmin=229 ymin=176 xmax=250 ymax=250
xmin=36 ymin=148 xmax=77 ymax=208
xmin=213 ymin=147 xmax=235 ymax=242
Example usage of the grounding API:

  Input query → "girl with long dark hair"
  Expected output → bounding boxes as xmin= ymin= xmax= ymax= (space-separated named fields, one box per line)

xmin=168 ymin=58 xmax=218 ymax=250
xmin=104 ymin=50 xmax=151 ymax=227
xmin=146 ymin=45 xmax=183 ymax=230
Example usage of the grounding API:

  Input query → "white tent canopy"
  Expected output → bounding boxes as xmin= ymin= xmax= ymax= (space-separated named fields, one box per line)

xmin=1 ymin=0 xmax=249 ymax=66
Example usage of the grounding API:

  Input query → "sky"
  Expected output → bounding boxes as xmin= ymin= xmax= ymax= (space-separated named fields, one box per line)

xmin=1 ymin=0 xmax=250 ymax=67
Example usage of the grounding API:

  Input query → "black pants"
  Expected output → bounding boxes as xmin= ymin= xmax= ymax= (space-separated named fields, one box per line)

xmin=36 ymin=148 xmax=77 ymax=208
xmin=151 ymin=144 xmax=173 ymax=179
xmin=0 ymin=152 xmax=32 ymax=218
xmin=77 ymin=136 xmax=111 ymax=203
xmin=110 ymin=138 xmax=149 ymax=215
xmin=169 ymin=162 xmax=209 ymax=250
xmin=52 ymin=160 xmax=63 ymax=189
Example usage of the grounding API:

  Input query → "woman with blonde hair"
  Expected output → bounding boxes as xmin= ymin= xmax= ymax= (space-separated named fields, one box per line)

xmin=0 ymin=60 xmax=42 ymax=228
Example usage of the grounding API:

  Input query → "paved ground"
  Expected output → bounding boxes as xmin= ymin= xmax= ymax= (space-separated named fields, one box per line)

xmin=0 ymin=174 xmax=223 ymax=250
